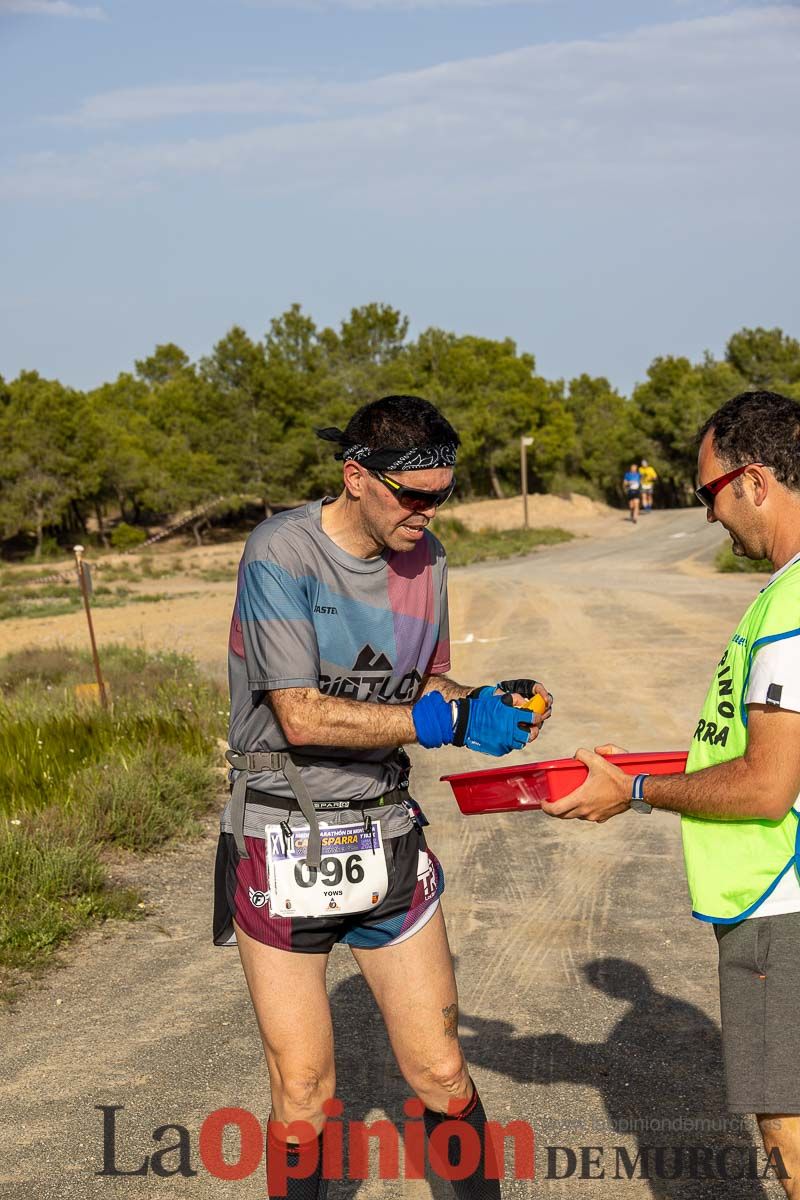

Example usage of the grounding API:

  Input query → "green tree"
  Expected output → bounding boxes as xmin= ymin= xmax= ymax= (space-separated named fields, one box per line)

xmin=631 ymin=355 xmax=744 ymax=503
xmin=135 ymin=343 xmax=192 ymax=387
xmin=725 ymin=327 xmax=800 ymax=390
xmin=85 ymin=374 xmax=157 ymax=530
xmin=561 ymin=374 xmax=639 ymax=499
xmin=335 ymin=303 xmax=409 ymax=368
xmin=89 ymin=371 xmax=228 ymax=532
xmin=407 ymin=331 xmax=575 ymax=497
xmin=262 ymin=306 xmax=341 ymax=501
xmin=0 ymin=373 xmax=96 ymax=557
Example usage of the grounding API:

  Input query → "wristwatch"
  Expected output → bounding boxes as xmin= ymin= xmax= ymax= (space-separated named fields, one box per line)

xmin=630 ymin=773 xmax=652 ymax=814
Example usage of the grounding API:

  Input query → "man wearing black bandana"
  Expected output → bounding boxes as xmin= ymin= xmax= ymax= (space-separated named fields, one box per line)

xmin=219 ymin=394 xmax=552 ymax=1198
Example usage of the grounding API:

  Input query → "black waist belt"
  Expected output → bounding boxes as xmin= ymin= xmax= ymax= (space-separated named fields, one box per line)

xmin=244 ymin=787 xmax=406 ymax=812
xmin=224 ymin=749 xmax=405 ymax=870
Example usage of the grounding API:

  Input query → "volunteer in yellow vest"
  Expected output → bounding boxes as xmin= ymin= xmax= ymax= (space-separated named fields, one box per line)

xmin=639 ymin=460 xmax=658 ymax=511
xmin=544 ymin=390 xmax=800 ymax=1199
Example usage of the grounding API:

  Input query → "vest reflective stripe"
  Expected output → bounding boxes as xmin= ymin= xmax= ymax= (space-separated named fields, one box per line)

xmin=681 ymin=561 xmax=800 ymax=922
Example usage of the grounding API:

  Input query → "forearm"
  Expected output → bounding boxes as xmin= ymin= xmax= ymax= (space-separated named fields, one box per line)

xmin=268 ymin=674 xmax=545 ymax=755
xmin=420 ymin=673 xmax=474 ymax=702
xmin=273 ymin=677 xmax=473 ymax=747
xmin=270 ymin=688 xmax=416 ymax=749
xmin=646 ymin=758 xmax=786 ymax=821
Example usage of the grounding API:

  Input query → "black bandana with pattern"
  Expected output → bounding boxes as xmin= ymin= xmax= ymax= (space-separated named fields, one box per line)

xmin=316 ymin=427 xmax=458 ymax=471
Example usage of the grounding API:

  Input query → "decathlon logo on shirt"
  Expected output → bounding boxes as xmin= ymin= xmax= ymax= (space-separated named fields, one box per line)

xmin=319 ymin=644 xmax=422 ymax=703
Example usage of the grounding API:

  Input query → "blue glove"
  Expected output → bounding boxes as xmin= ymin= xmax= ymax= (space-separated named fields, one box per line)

xmin=412 ymin=691 xmax=535 ymax=757
xmin=455 ymin=689 xmax=535 ymax=756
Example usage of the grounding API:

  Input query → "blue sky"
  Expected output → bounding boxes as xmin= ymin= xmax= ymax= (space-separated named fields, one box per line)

xmin=1 ymin=0 xmax=798 ymax=395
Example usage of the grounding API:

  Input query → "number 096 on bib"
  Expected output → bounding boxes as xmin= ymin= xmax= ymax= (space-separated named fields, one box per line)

xmin=266 ymin=822 xmax=389 ymax=918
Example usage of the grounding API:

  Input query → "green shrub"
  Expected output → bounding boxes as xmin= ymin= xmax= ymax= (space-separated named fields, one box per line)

xmin=715 ymin=544 xmax=772 ymax=574
xmin=110 ymin=522 xmax=147 ymax=551
xmin=38 ymin=536 xmax=64 ymax=561
xmin=0 ymin=644 xmax=226 ymax=979
xmin=545 ymin=474 xmax=603 ymax=501
xmin=80 ymin=747 xmax=214 ymax=852
xmin=434 ymin=520 xmax=573 ymax=567
xmin=0 ymin=813 xmax=137 ymax=972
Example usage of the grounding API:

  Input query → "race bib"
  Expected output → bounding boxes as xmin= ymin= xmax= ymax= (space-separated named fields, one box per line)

xmin=266 ymin=822 xmax=389 ymax=918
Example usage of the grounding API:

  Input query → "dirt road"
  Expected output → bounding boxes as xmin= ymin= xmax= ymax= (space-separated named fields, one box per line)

xmin=1 ymin=510 xmax=780 ymax=1198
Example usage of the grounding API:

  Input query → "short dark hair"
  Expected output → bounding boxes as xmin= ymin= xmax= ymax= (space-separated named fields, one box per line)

xmin=342 ymin=395 xmax=459 ymax=451
xmin=698 ymin=390 xmax=800 ymax=492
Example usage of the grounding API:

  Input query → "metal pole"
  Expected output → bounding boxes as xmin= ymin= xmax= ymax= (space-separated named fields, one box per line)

xmin=73 ymin=544 xmax=108 ymax=709
xmin=520 ymin=436 xmax=533 ymax=529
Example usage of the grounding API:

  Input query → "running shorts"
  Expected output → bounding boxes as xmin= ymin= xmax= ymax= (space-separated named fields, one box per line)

xmin=715 ymin=913 xmax=800 ymax=1113
xmin=213 ymin=822 xmax=444 ymax=953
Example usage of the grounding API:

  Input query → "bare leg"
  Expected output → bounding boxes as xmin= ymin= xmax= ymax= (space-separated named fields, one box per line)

xmin=350 ymin=905 xmax=470 ymax=1112
xmin=757 ymin=1115 xmax=800 ymax=1198
xmin=235 ymin=921 xmax=335 ymax=1132
xmin=352 ymin=907 xmax=502 ymax=1197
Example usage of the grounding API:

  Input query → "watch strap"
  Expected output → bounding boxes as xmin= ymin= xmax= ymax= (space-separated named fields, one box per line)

xmin=631 ymin=773 xmax=652 ymax=813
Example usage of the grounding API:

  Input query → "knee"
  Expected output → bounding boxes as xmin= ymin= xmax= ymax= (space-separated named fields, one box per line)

xmin=272 ymin=1064 xmax=335 ymax=1120
xmin=416 ymin=1049 xmax=470 ymax=1102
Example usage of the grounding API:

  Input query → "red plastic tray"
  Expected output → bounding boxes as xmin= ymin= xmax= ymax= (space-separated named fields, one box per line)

xmin=441 ymin=751 xmax=688 ymax=815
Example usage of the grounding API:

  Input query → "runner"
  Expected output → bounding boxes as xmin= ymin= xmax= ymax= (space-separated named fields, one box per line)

xmin=639 ymin=459 xmax=658 ymax=512
xmin=215 ymin=394 xmax=553 ymax=1199
xmin=547 ymin=390 xmax=800 ymax=1198
xmin=623 ymin=463 xmax=641 ymax=523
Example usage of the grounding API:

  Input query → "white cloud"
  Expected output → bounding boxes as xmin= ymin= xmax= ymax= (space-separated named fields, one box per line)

xmin=3 ymin=6 xmax=799 ymax=203
xmin=0 ymin=0 xmax=107 ymax=17
xmin=55 ymin=79 xmax=326 ymax=125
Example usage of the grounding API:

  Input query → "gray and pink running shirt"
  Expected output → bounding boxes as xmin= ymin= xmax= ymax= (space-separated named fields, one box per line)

xmin=227 ymin=498 xmax=451 ymax=802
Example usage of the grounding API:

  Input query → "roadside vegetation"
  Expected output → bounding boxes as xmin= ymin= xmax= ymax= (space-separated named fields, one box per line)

xmin=715 ymin=545 xmax=772 ymax=574
xmin=0 ymin=551 xmax=238 ymax=621
xmin=0 ymin=580 xmax=174 ymax=622
xmin=3 ymin=307 xmax=799 ymax=563
xmin=0 ymin=645 xmax=226 ymax=981
xmin=435 ymin=519 xmax=573 ymax=567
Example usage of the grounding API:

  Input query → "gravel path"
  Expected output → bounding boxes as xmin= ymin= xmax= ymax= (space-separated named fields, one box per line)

xmin=0 ymin=510 xmax=781 ymax=1198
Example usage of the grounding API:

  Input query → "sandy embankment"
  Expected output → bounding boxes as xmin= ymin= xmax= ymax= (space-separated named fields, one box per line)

xmin=0 ymin=494 xmax=615 ymax=676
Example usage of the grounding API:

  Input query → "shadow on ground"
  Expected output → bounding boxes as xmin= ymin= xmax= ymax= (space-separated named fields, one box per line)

xmin=329 ymin=957 xmax=769 ymax=1198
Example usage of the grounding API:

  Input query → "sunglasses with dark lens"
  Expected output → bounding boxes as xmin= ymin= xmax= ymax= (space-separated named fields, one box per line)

xmin=695 ymin=463 xmax=761 ymax=510
xmin=369 ymin=469 xmax=456 ymax=512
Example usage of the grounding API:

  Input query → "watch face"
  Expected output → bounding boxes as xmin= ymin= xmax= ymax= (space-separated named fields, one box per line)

xmin=631 ymin=799 xmax=652 ymax=814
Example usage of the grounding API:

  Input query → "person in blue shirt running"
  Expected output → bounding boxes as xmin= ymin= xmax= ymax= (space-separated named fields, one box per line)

xmin=623 ymin=464 xmax=641 ymax=524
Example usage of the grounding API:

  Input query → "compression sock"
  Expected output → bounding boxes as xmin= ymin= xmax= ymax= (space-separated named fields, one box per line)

xmin=266 ymin=1122 xmax=328 ymax=1200
xmin=423 ymin=1085 xmax=502 ymax=1199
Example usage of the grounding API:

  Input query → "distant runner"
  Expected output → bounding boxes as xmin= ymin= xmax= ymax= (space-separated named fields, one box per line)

xmin=639 ymin=459 xmax=658 ymax=512
xmin=215 ymin=394 xmax=553 ymax=1199
xmin=623 ymin=463 xmax=641 ymax=523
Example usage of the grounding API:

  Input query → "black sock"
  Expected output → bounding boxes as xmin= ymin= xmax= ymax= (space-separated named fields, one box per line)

xmin=423 ymin=1086 xmax=502 ymax=1199
xmin=266 ymin=1125 xmax=328 ymax=1200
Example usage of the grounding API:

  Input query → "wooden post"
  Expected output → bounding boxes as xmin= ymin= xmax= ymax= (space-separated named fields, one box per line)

xmin=73 ymin=545 xmax=108 ymax=709
xmin=520 ymin=436 xmax=534 ymax=529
